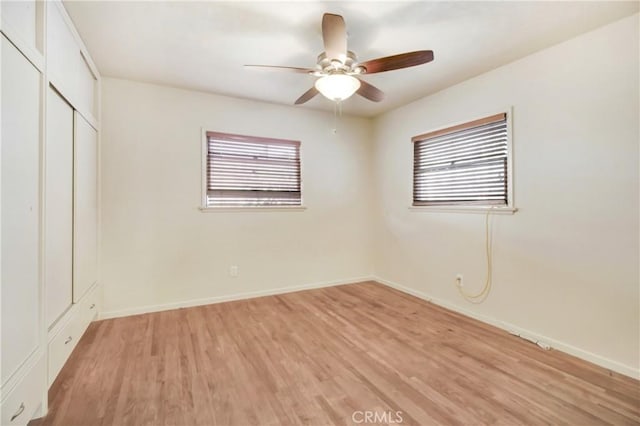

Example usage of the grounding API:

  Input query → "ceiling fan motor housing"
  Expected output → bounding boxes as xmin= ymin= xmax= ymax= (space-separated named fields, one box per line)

xmin=316 ymin=51 xmax=364 ymax=75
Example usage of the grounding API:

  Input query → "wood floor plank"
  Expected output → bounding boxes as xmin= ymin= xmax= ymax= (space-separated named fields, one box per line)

xmin=31 ymin=282 xmax=640 ymax=426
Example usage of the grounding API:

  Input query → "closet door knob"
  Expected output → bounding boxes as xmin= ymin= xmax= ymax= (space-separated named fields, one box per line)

xmin=90 ymin=303 xmax=96 ymax=309
xmin=10 ymin=402 xmax=25 ymax=421
xmin=64 ymin=336 xmax=73 ymax=344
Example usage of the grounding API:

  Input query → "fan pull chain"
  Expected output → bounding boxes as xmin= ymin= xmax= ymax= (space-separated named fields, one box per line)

xmin=333 ymin=100 xmax=342 ymax=134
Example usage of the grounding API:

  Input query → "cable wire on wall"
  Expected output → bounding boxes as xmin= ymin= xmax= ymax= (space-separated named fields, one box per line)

xmin=456 ymin=207 xmax=495 ymax=303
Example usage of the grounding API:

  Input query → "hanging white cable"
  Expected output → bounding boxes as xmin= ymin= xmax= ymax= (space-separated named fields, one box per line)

xmin=457 ymin=207 xmax=495 ymax=303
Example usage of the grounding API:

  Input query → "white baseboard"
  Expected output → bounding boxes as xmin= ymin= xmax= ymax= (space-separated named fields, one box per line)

xmin=99 ymin=275 xmax=374 ymax=320
xmin=99 ymin=274 xmax=638 ymax=379
xmin=374 ymin=276 xmax=640 ymax=380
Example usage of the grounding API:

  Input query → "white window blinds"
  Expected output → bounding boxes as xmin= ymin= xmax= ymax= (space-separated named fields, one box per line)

xmin=412 ymin=113 xmax=509 ymax=206
xmin=206 ymin=132 xmax=301 ymax=207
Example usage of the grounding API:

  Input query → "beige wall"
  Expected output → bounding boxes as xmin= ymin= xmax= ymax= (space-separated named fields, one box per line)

xmin=372 ymin=15 xmax=639 ymax=377
xmin=100 ymin=14 xmax=638 ymax=378
xmin=100 ymin=78 xmax=374 ymax=317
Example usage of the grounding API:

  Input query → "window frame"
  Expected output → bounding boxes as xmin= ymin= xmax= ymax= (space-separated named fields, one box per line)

xmin=200 ymin=129 xmax=306 ymax=211
xmin=410 ymin=108 xmax=516 ymax=214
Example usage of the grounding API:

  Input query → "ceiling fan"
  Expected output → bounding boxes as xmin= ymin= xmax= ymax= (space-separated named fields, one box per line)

xmin=245 ymin=13 xmax=434 ymax=105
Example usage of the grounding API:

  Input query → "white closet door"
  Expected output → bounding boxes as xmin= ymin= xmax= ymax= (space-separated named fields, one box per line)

xmin=1 ymin=34 xmax=41 ymax=385
xmin=46 ymin=3 xmax=78 ymax=105
xmin=73 ymin=112 xmax=97 ymax=302
xmin=45 ymin=88 xmax=73 ymax=327
xmin=0 ymin=1 xmax=37 ymax=50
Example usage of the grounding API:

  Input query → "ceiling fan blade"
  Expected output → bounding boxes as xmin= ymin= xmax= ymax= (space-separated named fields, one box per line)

xmin=356 ymin=78 xmax=385 ymax=102
xmin=245 ymin=65 xmax=315 ymax=74
xmin=294 ymin=87 xmax=319 ymax=105
xmin=322 ymin=13 xmax=347 ymax=63
xmin=359 ymin=50 xmax=434 ymax=74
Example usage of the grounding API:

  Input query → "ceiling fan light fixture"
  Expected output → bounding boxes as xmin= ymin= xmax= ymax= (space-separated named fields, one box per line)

xmin=314 ymin=74 xmax=360 ymax=101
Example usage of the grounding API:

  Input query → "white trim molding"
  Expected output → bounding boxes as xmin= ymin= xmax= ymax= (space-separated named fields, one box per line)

xmin=199 ymin=206 xmax=307 ymax=213
xmin=100 ymin=274 xmax=639 ymax=379
xmin=99 ymin=276 xmax=373 ymax=320
xmin=374 ymin=276 xmax=640 ymax=380
xmin=409 ymin=206 xmax=517 ymax=215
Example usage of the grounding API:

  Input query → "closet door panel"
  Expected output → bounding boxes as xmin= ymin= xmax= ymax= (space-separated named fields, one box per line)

xmin=46 ymin=3 xmax=77 ymax=105
xmin=76 ymin=53 xmax=98 ymax=120
xmin=45 ymin=88 xmax=73 ymax=327
xmin=0 ymin=1 xmax=37 ymax=50
xmin=1 ymin=34 xmax=41 ymax=385
xmin=73 ymin=113 xmax=97 ymax=302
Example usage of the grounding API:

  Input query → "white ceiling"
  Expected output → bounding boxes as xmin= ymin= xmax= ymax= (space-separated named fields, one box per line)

xmin=64 ymin=1 xmax=638 ymax=117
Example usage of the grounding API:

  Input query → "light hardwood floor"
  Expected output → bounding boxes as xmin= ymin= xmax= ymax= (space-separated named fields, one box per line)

xmin=32 ymin=282 xmax=639 ymax=425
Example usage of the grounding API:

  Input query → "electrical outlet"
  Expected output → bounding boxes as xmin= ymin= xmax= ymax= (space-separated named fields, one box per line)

xmin=455 ymin=274 xmax=463 ymax=287
xmin=229 ymin=265 xmax=239 ymax=277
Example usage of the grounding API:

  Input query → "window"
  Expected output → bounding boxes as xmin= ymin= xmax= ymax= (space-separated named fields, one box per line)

xmin=204 ymin=131 xmax=301 ymax=207
xmin=412 ymin=112 xmax=511 ymax=207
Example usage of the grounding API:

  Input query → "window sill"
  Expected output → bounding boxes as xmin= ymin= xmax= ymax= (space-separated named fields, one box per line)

xmin=409 ymin=206 xmax=517 ymax=215
xmin=199 ymin=206 xmax=307 ymax=213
